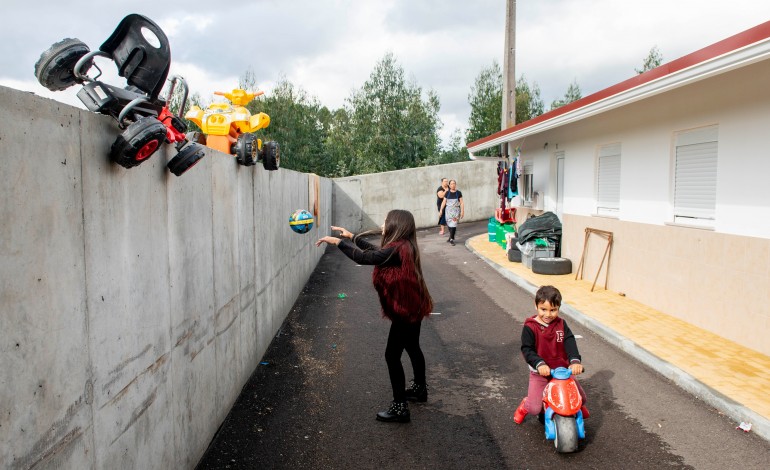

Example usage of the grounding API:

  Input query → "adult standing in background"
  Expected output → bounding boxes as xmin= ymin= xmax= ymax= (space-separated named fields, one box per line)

xmin=439 ymin=179 xmax=464 ymax=246
xmin=436 ymin=178 xmax=449 ymax=235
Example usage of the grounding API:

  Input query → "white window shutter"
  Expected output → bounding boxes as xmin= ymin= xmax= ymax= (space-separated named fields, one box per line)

xmin=674 ymin=127 xmax=718 ymax=220
xmin=597 ymin=143 xmax=621 ymax=212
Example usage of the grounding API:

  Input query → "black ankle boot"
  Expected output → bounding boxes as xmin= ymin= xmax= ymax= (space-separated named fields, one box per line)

xmin=376 ymin=401 xmax=410 ymax=423
xmin=404 ymin=380 xmax=428 ymax=402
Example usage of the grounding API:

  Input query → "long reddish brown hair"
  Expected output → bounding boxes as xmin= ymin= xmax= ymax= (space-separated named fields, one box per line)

xmin=355 ymin=209 xmax=431 ymax=305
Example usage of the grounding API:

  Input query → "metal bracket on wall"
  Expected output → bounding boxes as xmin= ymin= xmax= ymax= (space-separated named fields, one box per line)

xmin=575 ymin=228 xmax=614 ymax=292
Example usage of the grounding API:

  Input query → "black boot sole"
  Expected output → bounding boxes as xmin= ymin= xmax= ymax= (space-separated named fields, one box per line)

xmin=376 ymin=413 xmax=411 ymax=423
xmin=405 ymin=395 xmax=427 ymax=403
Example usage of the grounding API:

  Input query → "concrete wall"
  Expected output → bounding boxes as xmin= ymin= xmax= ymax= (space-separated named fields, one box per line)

xmin=332 ymin=160 xmax=499 ymax=232
xmin=0 ymin=85 xmax=331 ymax=469
xmin=504 ymin=59 xmax=770 ymax=355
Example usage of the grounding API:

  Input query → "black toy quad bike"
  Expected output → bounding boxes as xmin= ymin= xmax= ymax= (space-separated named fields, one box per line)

xmin=34 ymin=13 xmax=205 ymax=176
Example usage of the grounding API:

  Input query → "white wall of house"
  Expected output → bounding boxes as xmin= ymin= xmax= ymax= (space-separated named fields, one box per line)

xmin=509 ymin=58 xmax=770 ymax=355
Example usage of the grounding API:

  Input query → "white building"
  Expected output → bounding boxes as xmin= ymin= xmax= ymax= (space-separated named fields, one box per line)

xmin=467 ymin=21 xmax=770 ymax=356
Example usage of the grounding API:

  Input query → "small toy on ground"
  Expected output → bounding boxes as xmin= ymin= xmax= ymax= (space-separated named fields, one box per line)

xmin=185 ymin=89 xmax=280 ymax=170
xmin=542 ymin=367 xmax=586 ymax=453
xmin=34 ymin=14 xmax=205 ymax=176
xmin=289 ymin=209 xmax=314 ymax=234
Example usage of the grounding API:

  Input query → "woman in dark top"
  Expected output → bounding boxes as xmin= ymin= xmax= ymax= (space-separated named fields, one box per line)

xmin=316 ymin=209 xmax=433 ymax=423
xmin=436 ymin=177 xmax=449 ymax=235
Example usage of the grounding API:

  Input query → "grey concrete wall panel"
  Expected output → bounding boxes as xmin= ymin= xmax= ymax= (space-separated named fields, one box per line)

xmin=0 ymin=85 xmax=332 ymax=469
xmin=332 ymin=160 xmax=498 ymax=232
xmin=210 ymin=156 xmax=242 ymax=424
xmin=237 ymin=168 xmax=258 ymax=384
xmin=0 ymin=88 xmax=95 ymax=468
xmin=166 ymin=153 xmax=217 ymax=469
xmin=332 ymin=177 xmax=366 ymax=233
xmin=79 ymin=113 xmax=176 ymax=468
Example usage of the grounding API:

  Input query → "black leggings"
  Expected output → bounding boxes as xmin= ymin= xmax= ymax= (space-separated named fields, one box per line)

xmin=448 ymin=226 xmax=456 ymax=240
xmin=385 ymin=319 xmax=425 ymax=402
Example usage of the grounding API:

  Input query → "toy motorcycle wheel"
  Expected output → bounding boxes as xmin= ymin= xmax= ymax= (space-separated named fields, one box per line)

xmin=261 ymin=141 xmax=280 ymax=171
xmin=110 ymin=117 xmax=168 ymax=168
xmin=235 ymin=133 xmax=258 ymax=166
xmin=167 ymin=144 xmax=206 ymax=176
xmin=34 ymin=38 xmax=93 ymax=91
xmin=553 ymin=415 xmax=579 ymax=453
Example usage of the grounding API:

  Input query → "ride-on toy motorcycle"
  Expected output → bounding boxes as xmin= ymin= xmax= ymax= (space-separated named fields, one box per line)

xmin=542 ymin=367 xmax=586 ymax=453
xmin=185 ymin=89 xmax=280 ymax=170
xmin=34 ymin=13 xmax=205 ymax=176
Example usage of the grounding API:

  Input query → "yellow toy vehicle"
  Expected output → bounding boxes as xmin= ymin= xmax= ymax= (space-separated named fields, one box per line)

xmin=185 ymin=89 xmax=280 ymax=170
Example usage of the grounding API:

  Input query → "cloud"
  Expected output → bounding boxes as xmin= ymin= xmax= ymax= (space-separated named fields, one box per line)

xmin=4 ymin=0 xmax=770 ymax=149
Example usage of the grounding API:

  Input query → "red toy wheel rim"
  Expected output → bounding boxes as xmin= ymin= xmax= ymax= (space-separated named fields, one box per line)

xmin=136 ymin=139 xmax=160 ymax=161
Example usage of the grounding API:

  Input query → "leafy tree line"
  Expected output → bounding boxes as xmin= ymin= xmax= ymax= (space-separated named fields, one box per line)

xmin=176 ymin=47 xmax=660 ymax=176
xmin=464 ymin=47 xmax=664 ymax=155
xmin=244 ymin=53 xmax=462 ymax=177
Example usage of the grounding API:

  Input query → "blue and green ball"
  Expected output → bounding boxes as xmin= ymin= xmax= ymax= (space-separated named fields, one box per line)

xmin=289 ymin=209 xmax=314 ymax=234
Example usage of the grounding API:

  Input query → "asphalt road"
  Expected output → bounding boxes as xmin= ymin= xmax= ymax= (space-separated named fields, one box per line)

xmin=196 ymin=221 xmax=770 ymax=470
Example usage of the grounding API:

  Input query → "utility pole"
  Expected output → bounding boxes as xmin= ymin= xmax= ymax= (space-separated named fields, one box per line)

xmin=501 ymin=0 xmax=516 ymax=158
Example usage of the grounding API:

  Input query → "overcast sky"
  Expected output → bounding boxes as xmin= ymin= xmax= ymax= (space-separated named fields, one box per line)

xmin=3 ymin=0 xmax=770 ymax=146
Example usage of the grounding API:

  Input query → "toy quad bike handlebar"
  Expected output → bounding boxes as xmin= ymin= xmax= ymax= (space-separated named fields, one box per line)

xmin=34 ymin=13 xmax=205 ymax=176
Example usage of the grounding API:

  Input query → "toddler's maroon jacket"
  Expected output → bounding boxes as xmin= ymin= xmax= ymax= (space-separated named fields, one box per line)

xmin=521 ymin=316 xmax=581 ymax=371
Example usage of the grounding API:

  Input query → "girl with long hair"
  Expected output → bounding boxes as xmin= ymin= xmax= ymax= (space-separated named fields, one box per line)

xmin=316 ymin=209 xmax=433 ymax=423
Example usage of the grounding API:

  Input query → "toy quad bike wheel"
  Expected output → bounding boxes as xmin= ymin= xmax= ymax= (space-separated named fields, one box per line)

xmin=34 ymin=38 xmax=93 ymax=91
xmin=235 ymin=133 xmax=258 ymax=166
xmin=110 ymin=116 xmax=167 ymax=168
xmin=260 ymin=141 xmax=280 ymax=171
xmin=167 ymin=144 xmax=206 ymax=176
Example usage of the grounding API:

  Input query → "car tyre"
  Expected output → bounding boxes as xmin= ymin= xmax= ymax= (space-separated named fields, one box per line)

xmin=110 ymin=117 xmax=167 ymax=168
xmin=167 ymin=144 xmax=206 ymax=176
xmin=531 ymin=257 xmax=572 ymax=275
xmin=507 ymin=247 xmax=522 ymax=263
xmin=34 ymin=38 xmax=92 ymax=91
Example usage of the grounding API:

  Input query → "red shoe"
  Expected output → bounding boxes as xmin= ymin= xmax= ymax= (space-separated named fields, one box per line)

xmin=513 ymin=398 xmax=528 ymax=424
xmin=580 ymin=405 xmax=590 ymax=419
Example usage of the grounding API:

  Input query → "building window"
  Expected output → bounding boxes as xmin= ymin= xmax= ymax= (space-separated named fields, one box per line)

xmin=673 ymin=126 xmax=718 ymax=226
xmin=522 ymin=161 xmax=534 ymax=205
xmin=597 ymin=143 xmax=621 ymax=215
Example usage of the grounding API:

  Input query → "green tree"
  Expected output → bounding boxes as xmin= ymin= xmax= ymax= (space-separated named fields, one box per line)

xmin=465 ymin=61 xmax=502 ymax=155
xmin=550 ymin=79 xmax=582 ymax=110
xmin=341 ymin=52 xmax=442 ymax=175
xmin=515 ymin=75 xmax=544 ymax=123
xmin=324 ymin=108 xmax=354 ymax=177
xmin=635 ymin=46 xmax=663 ymax=74
xmin=466 ymin=62 xmax=544 ymax=155
xmin=251 ymin=77 xmax=331 ymax=175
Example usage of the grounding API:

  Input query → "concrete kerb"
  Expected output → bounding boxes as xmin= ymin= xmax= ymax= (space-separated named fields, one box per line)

xmin=465 ymin=238 xmax=770 ymax=443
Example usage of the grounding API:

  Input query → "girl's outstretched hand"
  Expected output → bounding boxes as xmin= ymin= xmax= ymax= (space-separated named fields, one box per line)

xmin=330 ymin=226 xmax=353 ymax=239
xmin=316 ymin=236 xmax=341 ymax=247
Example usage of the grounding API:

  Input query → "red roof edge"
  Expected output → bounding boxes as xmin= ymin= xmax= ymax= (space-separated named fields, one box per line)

xmin=467 ymin=20 xmax=770 ymax=150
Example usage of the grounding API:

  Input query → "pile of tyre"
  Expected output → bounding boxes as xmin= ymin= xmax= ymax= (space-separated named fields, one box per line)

xmin=508 ymin=211 xmax=572 ymax=275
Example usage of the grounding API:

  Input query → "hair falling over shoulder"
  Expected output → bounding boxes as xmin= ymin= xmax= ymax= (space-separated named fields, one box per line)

xmin=382 ymin=210 xmax=433 ymax=312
